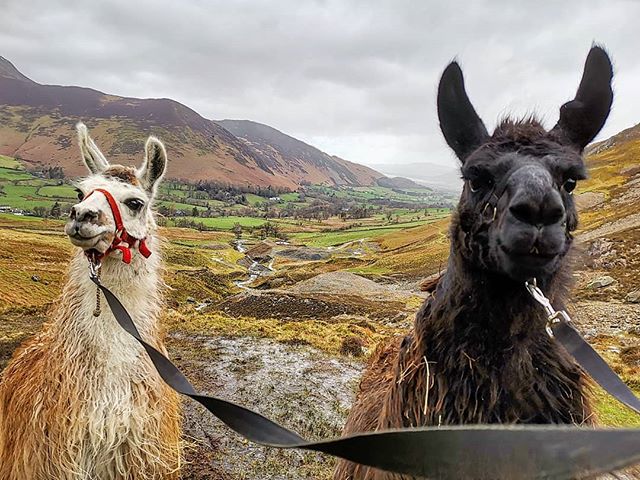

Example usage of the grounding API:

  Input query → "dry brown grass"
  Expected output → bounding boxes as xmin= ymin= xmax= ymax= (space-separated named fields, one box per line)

xmin=353 ymin=218 xmax=450 ymax=278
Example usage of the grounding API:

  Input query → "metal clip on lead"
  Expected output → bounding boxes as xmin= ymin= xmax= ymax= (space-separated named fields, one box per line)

xmin=525 ymin=278 xmax=572 ymax=337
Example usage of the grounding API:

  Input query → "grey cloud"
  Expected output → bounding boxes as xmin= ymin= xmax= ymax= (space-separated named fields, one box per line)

xmin=1 ymin=0 xmax=639 ymax=169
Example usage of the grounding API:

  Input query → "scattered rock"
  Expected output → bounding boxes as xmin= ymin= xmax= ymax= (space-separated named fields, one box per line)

xmin=585 ymin=238 xmax=626 ymax=269
xmin=587 ymin=276 xmax=615 ymax=289
xmin=574 ymin=191 xmax=605 ymax=211
xmin=625 ymin=290 xmax=640 ymax=303
xmin=628 ymin=326 xmax=640 ymax=336
xmin=31 ymin=275 xmax=40 ymax=282
xmin=195 ymin=301 xmax=212 ymax=312
xmin=186 ymin=296 xmax=196 ymax=303
xmin=340 ymin=336 xmax=365 ymax=357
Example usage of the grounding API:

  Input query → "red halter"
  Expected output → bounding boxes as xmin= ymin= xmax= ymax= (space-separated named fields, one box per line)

xmin=82 ymin=188 xmax=152 ymax=264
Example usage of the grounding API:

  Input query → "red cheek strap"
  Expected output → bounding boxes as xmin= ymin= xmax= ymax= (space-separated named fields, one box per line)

xmin=81 ymin=188 xmax=152 ymax=264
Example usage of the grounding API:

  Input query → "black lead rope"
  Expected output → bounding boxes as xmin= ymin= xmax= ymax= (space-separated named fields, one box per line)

xmin=525 ymin=280 xmax=640 ymax=416
xmin=552 ymin=321 xmax=640 ymax=415
xmin=91 ymin=276 xmax=640 ymax=479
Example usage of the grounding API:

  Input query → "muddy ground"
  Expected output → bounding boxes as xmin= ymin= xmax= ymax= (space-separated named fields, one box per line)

xmin=172 ymin=335 xmax=362 ymax=479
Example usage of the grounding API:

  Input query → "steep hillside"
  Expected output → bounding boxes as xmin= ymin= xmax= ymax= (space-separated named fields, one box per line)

xmin=216 ymin=120 xmax=383 ymax=186
xmin=573 ymin=122 xmax=640 ymax=300
xmin=375 ymin=176 xmax=428 ymax=189
xmin=0 ymin=56 xmax=383 ymax=188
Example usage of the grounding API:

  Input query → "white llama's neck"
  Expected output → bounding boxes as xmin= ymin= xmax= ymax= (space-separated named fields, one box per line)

xmin=55 ymin=234 xmax=164 ymax=360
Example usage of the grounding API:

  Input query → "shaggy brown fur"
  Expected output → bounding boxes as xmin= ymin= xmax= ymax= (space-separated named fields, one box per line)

xmin=103 ymin=165 xmax=140 ymax=185
xmin=335 ymin=47 xmax=613 ymax=479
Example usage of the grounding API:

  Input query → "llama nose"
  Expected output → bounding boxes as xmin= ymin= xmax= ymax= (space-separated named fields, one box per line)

xmin=70 ymin=206 xmax=100 ymax=223
xmin=509 ymin=195 xmax=564 ymax=228
xmin=509 ymin=192 xmax=565 ymax=228
xmin=507 ymin=166 xmax=565 ymax=228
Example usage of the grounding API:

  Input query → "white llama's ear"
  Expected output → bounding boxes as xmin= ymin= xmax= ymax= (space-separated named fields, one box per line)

xmin=76 ymin=122 xmax=109 ymax=174
xmin=138 ymin=136 xmax=167 ymax=195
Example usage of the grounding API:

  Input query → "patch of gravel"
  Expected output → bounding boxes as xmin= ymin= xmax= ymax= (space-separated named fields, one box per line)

xmin=569 ymin=299 xmax=640 ymax=338
xmin=288 ymin=271 xmax=421 ymax=301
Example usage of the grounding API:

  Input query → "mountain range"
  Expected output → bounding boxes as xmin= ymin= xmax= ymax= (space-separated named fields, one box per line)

xmin=0 ymin=56 xmax=387 ymax=189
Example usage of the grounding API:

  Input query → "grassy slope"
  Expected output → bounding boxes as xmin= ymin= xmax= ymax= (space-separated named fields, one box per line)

xmin=578 ymin=136 xmax=640 ymax=231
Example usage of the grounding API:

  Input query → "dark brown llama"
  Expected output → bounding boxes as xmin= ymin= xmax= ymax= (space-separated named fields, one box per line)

xmin=335 ymin=46 xmax=614 ymax=479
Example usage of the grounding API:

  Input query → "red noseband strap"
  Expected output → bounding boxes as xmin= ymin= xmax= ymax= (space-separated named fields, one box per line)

xmin=82 ymin=188 xmax=152 ymax=264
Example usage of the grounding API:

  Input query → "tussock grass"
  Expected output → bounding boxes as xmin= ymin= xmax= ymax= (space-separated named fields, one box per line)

xmin=164 ymin=309 xmax=405 ymax=356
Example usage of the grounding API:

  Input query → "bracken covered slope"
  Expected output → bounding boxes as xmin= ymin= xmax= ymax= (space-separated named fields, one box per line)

xmin=216 ymin=119 xmax=383 ymax=187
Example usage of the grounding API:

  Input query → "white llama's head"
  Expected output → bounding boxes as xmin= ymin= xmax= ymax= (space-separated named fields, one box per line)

xmin=65 ymin=123 xmax=168 ymax=257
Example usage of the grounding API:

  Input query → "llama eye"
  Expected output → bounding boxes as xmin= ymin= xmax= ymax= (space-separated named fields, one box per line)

xmin=562 ymin=178 xmax=577 ymax=194
xmin=124 ymin=198 xmax=145 ymax=212
xmin=468 ymin=177 xmax=493 ymax=193
xmin=75 ymin=188 xmax=84 ymax=201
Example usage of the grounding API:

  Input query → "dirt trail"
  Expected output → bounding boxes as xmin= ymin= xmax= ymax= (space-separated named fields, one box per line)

xmin=578 ymin=213 xmax=640 ymax=243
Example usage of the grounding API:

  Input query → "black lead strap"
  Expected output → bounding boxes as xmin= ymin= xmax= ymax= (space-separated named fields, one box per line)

xmin=552 ymin=320 xmax=640 ymax=415
xmin=525 ymin=279 xmax=640 ymax=416
xmin=91 ymin=275 xmax=640 ymax=479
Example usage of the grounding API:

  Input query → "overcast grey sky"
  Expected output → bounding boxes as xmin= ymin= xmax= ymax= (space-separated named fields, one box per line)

xmin=2 ymin=0 xmax=639 ymax=169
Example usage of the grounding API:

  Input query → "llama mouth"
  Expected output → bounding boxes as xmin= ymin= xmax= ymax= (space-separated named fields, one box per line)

xmin=69 ymin=232 xmax=100 ymax=241
xmin=500 ymin=245 xmax=558 ymax=268
xmin=67 ymin=232 xmax=109 ymax=251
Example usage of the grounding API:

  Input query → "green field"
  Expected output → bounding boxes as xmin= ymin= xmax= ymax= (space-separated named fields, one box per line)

xmin=245 ymin=193 xmax=265 ymax=206
xmin=38 ymin=185 xmax=77 ymax=199
xmin=0 ymin=167 xmax=33 ymax=181
xmin=0 ymin=155 xmax=456 ymax=249
xmin=170 ymin=215 xmax=268 ymax=229
xmin=280 ymin=192 xmax=300 ymax=202
xmin=291 ymin=220 xmax=438 ymax=247
xmin=0 ymin=155 xmax=21 ymax=169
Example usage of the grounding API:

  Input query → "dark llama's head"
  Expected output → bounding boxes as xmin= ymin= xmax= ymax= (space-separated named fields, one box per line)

xmin=438 ymin=46 xmax=613 ymax=283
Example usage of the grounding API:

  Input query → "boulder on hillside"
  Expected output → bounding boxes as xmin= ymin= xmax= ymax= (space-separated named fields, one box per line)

xmin=587 ymin=276 xmax=616 ymax=289
xmin=625 ymin=290 xmax=640 ymax=303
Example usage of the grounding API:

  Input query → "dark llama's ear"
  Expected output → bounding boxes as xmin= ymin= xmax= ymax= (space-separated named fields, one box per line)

xmin=550 ymin=46 xmax=614 ymax=151
xmin=76 ymin=122 xmax=110 ymax=174
xmin=138 ymin=136 xmax=168 ymax=196
xmin=437 ymin=61 xmax=489 ymax=162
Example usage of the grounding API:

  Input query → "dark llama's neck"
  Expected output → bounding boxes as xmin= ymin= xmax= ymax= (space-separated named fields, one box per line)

xmin=381 ymin=250 xmax=592 ymax=429
xmin=420 ymin=250 xmax=570 ymax=342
